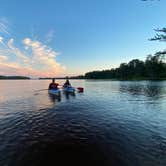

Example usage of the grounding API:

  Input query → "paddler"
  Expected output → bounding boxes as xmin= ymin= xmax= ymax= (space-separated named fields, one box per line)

xmin=48 ymin=78 xmax=59 ymax=90
xmin=63 ymin=76 xmax=71 ymax=88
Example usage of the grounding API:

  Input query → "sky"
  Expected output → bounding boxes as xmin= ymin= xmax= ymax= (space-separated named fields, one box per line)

xmin=0 ymin=0 xmax=166 ymax=77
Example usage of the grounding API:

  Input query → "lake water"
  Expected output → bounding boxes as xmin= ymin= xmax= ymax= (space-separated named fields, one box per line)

xmin=0 ymin=80 xmax=166 ymax=166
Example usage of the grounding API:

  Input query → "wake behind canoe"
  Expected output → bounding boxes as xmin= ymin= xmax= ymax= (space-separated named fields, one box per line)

xmin=63 ymin=87 xmax=75 ymax=93
xmin=48 ymin=89 xmax=61 ymax=96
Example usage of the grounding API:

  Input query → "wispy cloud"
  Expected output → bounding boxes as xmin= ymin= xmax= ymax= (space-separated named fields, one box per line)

xmin=0 ymin=61 xmax=38 ymax=77
xmin=0 ymin=36 xmax=3 ymax=43
xmin=23 ymin=38 xmax=64 ymax=72
xmin=0 ymin=55 xmax=8 ymax=61
xmin=8 ymin=38 xmax=31 ymax=64
xmin=0 ymin=17 xmax=10 ymax=35
xmin=0 ymin=17 xmax=65 ymax=77
xmin=0 ymin=37 xmax=65 ymax=77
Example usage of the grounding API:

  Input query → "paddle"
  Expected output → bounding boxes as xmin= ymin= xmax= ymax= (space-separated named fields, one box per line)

xmin=34 ymin=85 xmax=84 ymax=94
xmin=33 ymin=89 xmax=48 ymax=95
xmin=34 ymin=88 xmax=48 ymax=92
xmin=77 ymin=87 xmax=84 ymax=93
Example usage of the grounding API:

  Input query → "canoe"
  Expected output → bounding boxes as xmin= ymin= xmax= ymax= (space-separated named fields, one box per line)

xmin=48 ymin=89 xmax=61 ymax=96
xmin=63 ymin=87 xmax=75 ymax=93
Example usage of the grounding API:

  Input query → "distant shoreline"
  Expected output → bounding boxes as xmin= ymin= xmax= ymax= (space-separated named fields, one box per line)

xmin=0 ymin=76 xmax=165 ymax=81
xmin=0 ymin=78 xmax=165 ymax=81
xmin=0 ymin=76 xmax=30 ymax=80
xmin=39 ymin=78 xmax=166 ymax=81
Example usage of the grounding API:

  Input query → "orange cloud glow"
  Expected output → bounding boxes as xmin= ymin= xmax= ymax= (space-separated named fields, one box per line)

xmin=0 ymin=37 xmax=65 ymax=77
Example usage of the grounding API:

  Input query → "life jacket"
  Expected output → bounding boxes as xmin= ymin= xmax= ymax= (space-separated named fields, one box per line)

xmin=49 ymin=83 xmax=59 ymax=89
xmin=63 ymin=80 xmax=71 ymax=87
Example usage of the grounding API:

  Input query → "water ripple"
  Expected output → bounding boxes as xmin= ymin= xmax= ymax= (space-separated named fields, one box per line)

xmin=0 ymin=80 xmax=166 ymax=166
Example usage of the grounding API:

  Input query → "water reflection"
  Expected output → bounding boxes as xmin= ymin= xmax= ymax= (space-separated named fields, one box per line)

xmin=0 ymin=95 xmax=5 ymax=104
xmin=0 ymin=80 xmax=166 ymax=166
xmin=144 ymin=81 xmax=165 ymax=98
xmin=64 ymin=92 xmax=76 ymax=100
xmin=119 ymin=81 xmax=165 ymax=99
xmin=48 ymin=93 xmax=61 ymax=103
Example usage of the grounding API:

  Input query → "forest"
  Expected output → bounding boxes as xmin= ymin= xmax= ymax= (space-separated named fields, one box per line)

xmin=84 ymin=26 xmax=166 ymax=80
xmin=0 ymin=76 xmax=30 ymax=79
xmin=84 ymin=54 xmax=166 ymax=80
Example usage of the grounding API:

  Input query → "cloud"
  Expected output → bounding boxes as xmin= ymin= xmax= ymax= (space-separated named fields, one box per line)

xmin=0 ymin=37 xmax=65 ymax=77
xmin=22 ymin=38 xmax=63 ymax=71
xmin=0 ymin=61 xmax=53 ymax=77
xmin=7 ymin=38 xmax=31 ymax=64
xmin=0 ymin=36 xmax=3 ymax=43
xmin=0 ymin=36 xmax=7 ymax=47
xmin=0 ymin=17 xmax=10 ymax=35
xmin=0 ymin=55 xmax=8 ymax=61
xmin=0 ymin=17 xmax=65 ymax=77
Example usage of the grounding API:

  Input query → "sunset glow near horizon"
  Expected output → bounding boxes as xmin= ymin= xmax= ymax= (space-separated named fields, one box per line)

xmin=0 ymin=0 xmax=166 ymax=77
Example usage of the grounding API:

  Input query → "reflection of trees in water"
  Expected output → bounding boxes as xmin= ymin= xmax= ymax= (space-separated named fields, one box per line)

xmin=144 ymin=84 xmax=163 ymax=98
xmin=119 ymin=82 xmax=164 ymax=99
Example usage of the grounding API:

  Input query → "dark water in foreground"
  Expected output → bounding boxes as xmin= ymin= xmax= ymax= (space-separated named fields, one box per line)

xmin=0 ymin=80 xmax=166 ymax=166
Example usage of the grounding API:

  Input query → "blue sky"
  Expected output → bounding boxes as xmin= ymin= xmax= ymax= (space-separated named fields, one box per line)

xmin=0 ymin=0 xmax=166 ymax=77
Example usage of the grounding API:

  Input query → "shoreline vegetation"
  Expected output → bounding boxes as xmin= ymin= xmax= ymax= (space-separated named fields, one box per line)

xmin=83 ymin=54 xmax=166 ymax=80
xmin=0 ymin=76 xmax=30 ymax=80
xmin=1 ymin=55 xmax=166 ymax=81
xmin=40 ymin=54 xmax=166 ymax=81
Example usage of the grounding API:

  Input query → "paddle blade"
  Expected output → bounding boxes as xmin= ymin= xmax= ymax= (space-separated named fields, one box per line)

xmin=77 ymin=87 xmax=84 ymax=93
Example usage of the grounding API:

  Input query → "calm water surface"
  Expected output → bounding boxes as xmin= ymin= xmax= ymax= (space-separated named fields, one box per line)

xmin=0 ymin=80 xmax=166 ymax=166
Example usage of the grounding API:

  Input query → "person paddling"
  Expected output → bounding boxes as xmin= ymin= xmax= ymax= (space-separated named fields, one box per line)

xmin=63 ymin=76 xmax=71 ymax=88
xmin=49 ymin=78 xmax=59 ymax=90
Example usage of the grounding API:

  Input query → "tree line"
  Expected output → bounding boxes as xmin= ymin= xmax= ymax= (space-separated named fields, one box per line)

xmin=84 ymin=26 xmax=166 ymax=80
xmin=0 ymin=76 xmax=30 ymax=79
xmin=84 ymin=54 xmax=166 ymax=80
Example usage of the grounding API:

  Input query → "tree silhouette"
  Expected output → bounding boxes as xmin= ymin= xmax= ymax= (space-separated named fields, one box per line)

xmin=150 ymin=28 xmax=166 ymax=42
